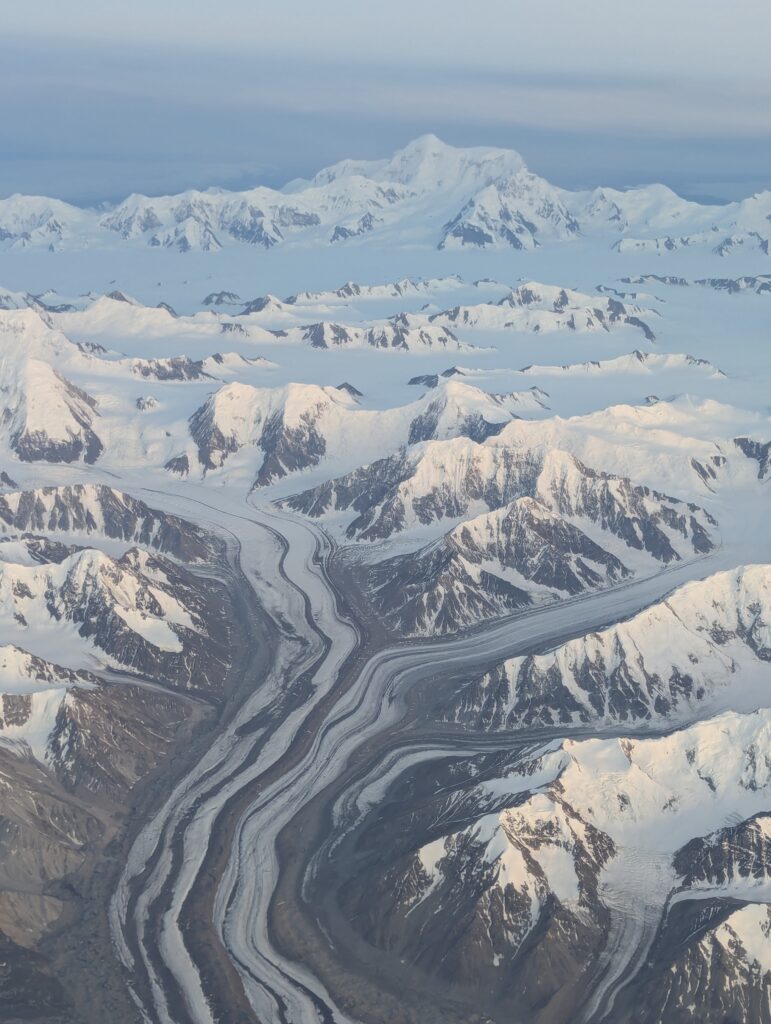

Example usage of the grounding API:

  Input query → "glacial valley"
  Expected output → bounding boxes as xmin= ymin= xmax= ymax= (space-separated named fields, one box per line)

xmin=0 ymin=135 xmax=769 ymax=1024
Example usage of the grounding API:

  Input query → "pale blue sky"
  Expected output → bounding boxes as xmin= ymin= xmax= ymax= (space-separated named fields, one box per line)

xmin=4 ymin=1 xmax=771 ymax=204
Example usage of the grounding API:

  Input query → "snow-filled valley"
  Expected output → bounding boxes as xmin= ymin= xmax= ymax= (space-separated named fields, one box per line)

xmin=0 ymin=135 xmax=769 ymax=1024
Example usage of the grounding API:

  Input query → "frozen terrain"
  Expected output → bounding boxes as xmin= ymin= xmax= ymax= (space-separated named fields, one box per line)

xmin=0 ymin=136 xmax=768 ymax=1024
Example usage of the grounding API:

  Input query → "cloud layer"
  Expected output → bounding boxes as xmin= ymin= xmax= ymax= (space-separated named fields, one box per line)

xmin=2 ymin=4 xmax=770 ymax=204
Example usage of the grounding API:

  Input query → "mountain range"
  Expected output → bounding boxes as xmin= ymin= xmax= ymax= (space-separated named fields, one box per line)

xmin=0 ymin=135 xmax=768 ymax=256
xmin=0 ymin=130 xmax=769 ymax=1024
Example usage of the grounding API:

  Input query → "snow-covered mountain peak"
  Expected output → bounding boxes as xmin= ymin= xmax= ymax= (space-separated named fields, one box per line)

xmin=424 ymin=281 xmax=657 ymax=339
xmin=450 ymin=564 xmax=771 ymax=731
xmin=554 ymin=708 xmax=771 ymax=851
xmin=505 ymin=281 xmax=592 ymax=308
xmin=0 ymin=136 xmax=766 ymax=256
xmin=0 ymin=643 xmax=95 ymax=693
xmin=185 ymin=375 xmax=547 ymax=487
xmin=0 ymin=307 xmax=99 ymax=377
xmin=311 ymin=134 xmax=527 ymax=193
xmin=0 ymin=307 xmax=60 ymax=349
xmin=427 ymin=377 xmax=536 ymax=408
xmin=0 ymin=317 xmax=103 ymax=465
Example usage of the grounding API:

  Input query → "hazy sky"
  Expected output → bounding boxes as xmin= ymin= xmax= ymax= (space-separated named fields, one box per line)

xmin=4 ymin=1 xmax=771 ymax=204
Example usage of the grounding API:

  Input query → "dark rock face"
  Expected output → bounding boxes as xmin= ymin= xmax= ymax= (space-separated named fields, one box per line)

xmin=735 ymin=436 xmax=771 ymax=478
xmin=253 ymin=411 xmax=327 ymax=486
xmin=188 ymin=399 xmax=240 ymax=471
xmin=367 ymin=497 xmax=630 ymax=635
xmin=239 ymin=295 xmax=282 ymax=314
xmin=0 ymin=643 xmax=206 ymax=1011
xmin=696 ymin=274 xmax=771 ymax=294
xmin=440 ymin=218 xmax=497 ymax=248
xmin=622 ymin=274 xmax=689 ymax=287
xmin=691 ymin=454 xmax=725 ymax=487
xmin=129 ymin=356 xmax=212 ymax=381
xmin=342 ymin=811 xmax=612 ymax=1003
xmin=225 ymin=220 xmax=279 ymax=248
xmin=438 ymin=176 xmax=580 ymax=252
xmin=203 ymin=290 xmax=242 ymax=306
xmin=288 ymin=442 xmax=715 ymax=638
xmin=330 ymin=212 xmax=379 ymax=242
xmin=12 ymin=429 xmax=103 ymax=465
xmin=538 ymin=459 xmax=714 ymax=562
xmin=0 ymin=647 xmax=197 ymax=799
xmin=286 ymin=444 xmax=716 ymax=556
xmin=0 ymin=484 xmax=222 ymax=562
xmin=326 ymin=720 xmax=771 ymax=1024
xmin=48 ymin=678 xmax=196 ymax=798
xmin=407 ymin=401 xmax=511 ymax=446
xmin=0 ymin=472 xmax=240 ymax=1006
xmin=369 ymin=541 xmax=532 ymax=636
xmin=622 ymin=314 xmax=656 ymax=340
xmin=165 ymin=453 xmax=190 ymax=476
xmin=426 ymin=286 xmax=658 ymax=341
xmin=1 ymin=534 xmax=79 ymax=564
xmin=451 ymin=500 xmax=629 ymax=598
xmin=43 ymin=548 xmax=231 ymax=692
xmin=285 ymin=448 xmax=418 ymax=537
xmin=189 ymin=387 xmax=331 ymax=485
xmin=220 ymin=322 xmax=251 ymax=337
xmin=446 ymin=567 xmax=771 ymax=730
xmin=674 ymin=815 xmax=771 ymax=888
xmin=332 ymin=745 xmax=619 ymax=1023
xmin=300 ymin=320 xmax=459 ymax=351
xmin=450 ymin=643 xmax=703 ymax=730
xmin=9 ymin=373 xmax=103 ymax=465
xmin=616 ymin=899 xmax=771 ymax=1024
xmin=301 ymin=322 xmax=353 ymax=348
